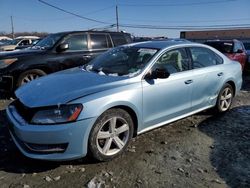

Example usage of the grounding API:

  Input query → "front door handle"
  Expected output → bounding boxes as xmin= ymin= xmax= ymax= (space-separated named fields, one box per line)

xmin=217 ymin=72 xmax=224 ymax=77
xmin=185 ymin=80 xmax=193 ymax=84
xmin=83 ymin=55 xmax=91 ymax=59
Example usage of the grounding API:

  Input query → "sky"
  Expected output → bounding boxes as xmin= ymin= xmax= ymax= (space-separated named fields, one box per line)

xmin=0 ymin=0 xmax=250 ymax=38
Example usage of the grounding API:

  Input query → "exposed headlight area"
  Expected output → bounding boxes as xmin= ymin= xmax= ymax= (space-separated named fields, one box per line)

xmin=0 ymin=58 xmax=18 ymax=69
xmin=12 ymin=100 xmax=83 ymax=125
xmin=31 ymin=104 xmax=83 ymax=125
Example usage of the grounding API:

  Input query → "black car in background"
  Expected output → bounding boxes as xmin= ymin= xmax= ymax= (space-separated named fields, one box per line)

xmin=0 ymin=31 xmax=132 ymax=97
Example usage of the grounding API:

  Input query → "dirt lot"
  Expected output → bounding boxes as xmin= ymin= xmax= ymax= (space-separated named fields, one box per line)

xmin=0 ymin=77 xmax=249 ymax=188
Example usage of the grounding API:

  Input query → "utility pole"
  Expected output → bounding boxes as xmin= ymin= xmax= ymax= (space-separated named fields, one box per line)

xmin=11 ymin=16 xmax=14 ymax=39
xmin=116 ymin=0 xmax=119 ymax=32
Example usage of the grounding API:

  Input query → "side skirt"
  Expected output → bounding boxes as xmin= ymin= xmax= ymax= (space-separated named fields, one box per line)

xmin=138 ymin=105 xmax=214 ymax=135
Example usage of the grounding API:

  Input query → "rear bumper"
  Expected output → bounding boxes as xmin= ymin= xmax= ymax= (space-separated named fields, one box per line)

xmin=6 ymin=105 xmax=96 ymax=161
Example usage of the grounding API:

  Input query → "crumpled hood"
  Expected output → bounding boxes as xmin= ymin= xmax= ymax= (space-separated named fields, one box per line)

xmin=15 ymin=67 xmax=130 ymax=108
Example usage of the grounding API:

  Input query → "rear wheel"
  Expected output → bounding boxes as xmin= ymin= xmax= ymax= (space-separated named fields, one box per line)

xmin=215 ymin=83 xmax=234 ymax=113
xmin=17 ymin=69 xmax=46 ymax=87
xmin=88 ymin=108 xmax=134 ymax=161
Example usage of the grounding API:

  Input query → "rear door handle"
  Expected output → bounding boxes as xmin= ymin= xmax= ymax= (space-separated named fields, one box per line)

xmin=217 ymin=72 xmax=224 ymax=77
xmin=185 ymin=80 xmax=193 ymax=84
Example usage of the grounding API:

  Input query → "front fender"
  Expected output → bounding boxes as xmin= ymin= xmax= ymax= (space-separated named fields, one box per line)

xmin=71 ymin=86 xmax=143 ymax=132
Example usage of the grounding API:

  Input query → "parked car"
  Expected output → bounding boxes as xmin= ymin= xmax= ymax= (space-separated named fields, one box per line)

xmin=15 ymin=38 xmax=42 ymax=50
xmin=0 ymin=36 xmax=12 ymax=46
xmin=243 ymin=42 xmax=250 ymax=72
xmin=0 ymin=31 xmax=132 ymax=97
xmin=204 ymin=39 xmax=247 ymax=70
xmin=0 ymin=36 xmax=39 ymax=51
xmin=6 ymin=41 xmax=242 ymax=161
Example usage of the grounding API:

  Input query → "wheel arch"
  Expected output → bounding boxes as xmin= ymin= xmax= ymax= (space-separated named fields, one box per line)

xmin=108 ymin=105 xmax=139 ymax=137
xmin=92 ymin=102 xmax=140 ymax=137
xmin=225 ymin=80 xmax=236 ymax=97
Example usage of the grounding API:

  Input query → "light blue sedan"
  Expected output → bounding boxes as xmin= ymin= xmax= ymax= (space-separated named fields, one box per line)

xmin=6 ymin=41 xmax=242 ymax=161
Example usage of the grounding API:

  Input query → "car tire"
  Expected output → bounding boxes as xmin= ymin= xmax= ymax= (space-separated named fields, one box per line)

xmin=215 ymin=83 xmax=234 ymax=113
xmin=88 ymin=108 xmax=134 ymax=161
xmin=17 ymin=69 xmax=46 ymax=87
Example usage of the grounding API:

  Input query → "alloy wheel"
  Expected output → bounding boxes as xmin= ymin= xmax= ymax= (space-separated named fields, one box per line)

xmin=21 ymin=74 xmax=40 ymax=85
xmin=219 ymin=87 xmax=233 ymax=111
xmin=96 ymin=117 xmax=130 ymax=156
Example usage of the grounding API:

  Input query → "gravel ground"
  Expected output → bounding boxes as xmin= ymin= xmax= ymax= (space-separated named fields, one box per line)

xmin=0 ymin=77 xmax=249 ymax=188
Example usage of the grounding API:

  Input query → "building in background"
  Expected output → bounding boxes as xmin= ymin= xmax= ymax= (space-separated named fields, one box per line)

xmin=180 ymin=28 xmax=250 ymax=43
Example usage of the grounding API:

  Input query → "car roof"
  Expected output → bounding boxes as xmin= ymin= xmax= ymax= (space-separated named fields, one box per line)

xmin=205 ymin=39 xmax=240 ymax=43
xmin=129 ymin=40 xmax=192 ymax=49
xmin=53 ymin=30 xmax=131 ymax=35
xmin=15 ymin=36 xmax=40 ymax=39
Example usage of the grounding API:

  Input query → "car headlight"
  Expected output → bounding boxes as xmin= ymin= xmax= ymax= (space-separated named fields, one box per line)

xmin=31 ymin=104 xmax=83 ymax=125
xmin=0 ymin=58 xmax=18 ymax=69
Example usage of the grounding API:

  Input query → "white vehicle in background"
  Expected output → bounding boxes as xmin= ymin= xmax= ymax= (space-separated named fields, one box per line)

xmin=0 ymin=36 xmax=39 ymax=51
xmin=0 ymin=36 xmax=12 ymax=45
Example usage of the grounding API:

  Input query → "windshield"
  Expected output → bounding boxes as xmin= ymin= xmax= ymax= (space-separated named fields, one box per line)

xmin=32 ymin=33 xmax=64 ymax=50
xmin=84 ymin=46 xmax=159 ymax=77
xmin=205 ymin=41 xmax=234 ymax=53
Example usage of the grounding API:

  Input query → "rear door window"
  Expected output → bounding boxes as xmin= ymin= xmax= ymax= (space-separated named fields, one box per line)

xmin=90 ymin=34 xmax=109 ymax=49
xmin=189 ymin=47 xmax=223 ymax=69
xmin=63 ymin=34 xmax=88 ymax=51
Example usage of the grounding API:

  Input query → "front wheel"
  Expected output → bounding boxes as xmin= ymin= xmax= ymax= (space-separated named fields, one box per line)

xmin=215 ymin=83 xmax=234 ymax=113
xmin=17 ymin=69 xmax=46 ymax=87
xmin=88 ymin=108 xmax=134 ymax=161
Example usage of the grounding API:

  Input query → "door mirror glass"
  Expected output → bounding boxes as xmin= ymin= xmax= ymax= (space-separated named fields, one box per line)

xmin=154 ymin=68 xmax=170 ymax=79
xmin=145 ymin=68 xmax=170 ymax=79
xmin=56 ymin=43 xmax=69 ymax=52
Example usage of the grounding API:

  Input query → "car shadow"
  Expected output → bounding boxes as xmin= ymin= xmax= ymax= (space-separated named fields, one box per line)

xmin=198 ymin=105 xmax=250 ymax=188
xmin=0 ymin=109 xmax=97 ymax=174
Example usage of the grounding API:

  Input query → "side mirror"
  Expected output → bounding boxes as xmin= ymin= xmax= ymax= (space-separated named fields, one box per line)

xmin=145 ymin=68 xmax=170 ymax=79
xmin=56 ymin=43 xmax=69 ymax=52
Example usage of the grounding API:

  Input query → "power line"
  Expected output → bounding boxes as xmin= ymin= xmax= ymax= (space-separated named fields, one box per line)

xmin=119 ymin=23 xmax=250 ymax=30
xmin=119 ymin=0 xmax=237 ymax=7
xmin=13 ymin=16 xmax=76 ymax=22
xmin=36 ymin=0 xmax=249 ymax=32
xmin=119 ymin=18 xmax=250 ymax=24
xmin=84 ymin=5 xmax=115 ymax=16
xmin=38 ymin=0 xmax=112 ymax=25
